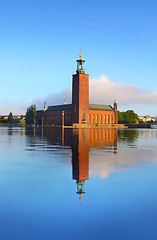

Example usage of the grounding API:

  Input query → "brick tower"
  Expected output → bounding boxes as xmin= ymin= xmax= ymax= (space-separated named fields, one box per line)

xmin=72 ymin=54 xmax=89 ymax=124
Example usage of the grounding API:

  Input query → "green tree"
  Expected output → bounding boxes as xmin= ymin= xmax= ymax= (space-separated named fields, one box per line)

xmin=25 ymin=105 xmax=37 ymax=125
xmin=13 ymin=117 xmax=20 ymax=124
xmin=20 ymin=118 xmax=25 ymax=126
xmin=8 ymin=112 xmax=13 ymax=124
xmin=19 ymin=115 xmax=25 ymax=126
xmin=118 ymin=110 xmax=139 ymax=124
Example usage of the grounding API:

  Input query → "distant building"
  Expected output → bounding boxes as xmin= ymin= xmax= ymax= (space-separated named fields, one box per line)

xmin=37 ymin=54 xmax=118 ymax=126
xmin=139 ymin=115 xmax=155 ymax=122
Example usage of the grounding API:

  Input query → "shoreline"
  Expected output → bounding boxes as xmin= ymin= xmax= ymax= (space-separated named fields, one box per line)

xmin=0 ymin=123 xmax=156 ymax=128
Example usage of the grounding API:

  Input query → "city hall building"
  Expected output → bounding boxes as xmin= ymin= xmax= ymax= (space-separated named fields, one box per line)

xmin=38 ymin=54 xmax=118 ymax=126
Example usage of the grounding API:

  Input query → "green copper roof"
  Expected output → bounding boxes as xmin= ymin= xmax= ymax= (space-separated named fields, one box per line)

xmin=89 ymin=104 xmax=114 ymax=111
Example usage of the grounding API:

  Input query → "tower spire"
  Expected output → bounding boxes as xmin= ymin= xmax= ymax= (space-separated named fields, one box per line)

xmin=76 ymin=180 xmax=85 ymax=200
xmin=78 ymin=48 xmax=83 ymax=60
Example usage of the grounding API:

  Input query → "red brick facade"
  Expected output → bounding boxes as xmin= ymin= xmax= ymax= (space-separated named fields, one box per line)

xmin=43 ymin=109 xmax=72 ymax=126
xmin=37 ymin=55 xmax=118 ymax=126
xmin=89 ymin=110 xmax=116 ymax=124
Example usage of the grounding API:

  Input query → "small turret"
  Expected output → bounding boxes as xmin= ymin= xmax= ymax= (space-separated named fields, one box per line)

xmin=114 ymin=100 xmax=118 ymax=124
xmin=44 ymin=102 xmax=47 ymax=111
xmin=114 ymin=99 xmax=117 ymax=111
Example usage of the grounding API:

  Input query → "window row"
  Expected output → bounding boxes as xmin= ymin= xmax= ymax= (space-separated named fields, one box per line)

xmin=46 ymin=115 xmax=70 ymax=121
xmin=89 ymin=114 xmax=114 ymax=124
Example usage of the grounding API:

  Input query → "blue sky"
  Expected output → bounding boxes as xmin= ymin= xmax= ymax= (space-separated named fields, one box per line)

xmin=0 ymin=0 xmax=157 ymax=116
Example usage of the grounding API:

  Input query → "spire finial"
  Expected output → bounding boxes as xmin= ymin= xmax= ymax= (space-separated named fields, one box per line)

xmin=78 ymin=48 xmax=83 ymax=60
xmin=79 ymin=194 xmax=83 ymax=200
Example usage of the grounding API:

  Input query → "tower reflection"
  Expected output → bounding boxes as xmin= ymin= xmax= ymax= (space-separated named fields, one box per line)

xmin=71 ymin=128 xmax=118 ymax=200
xmin=25 ymin=127 xmax=118 ymax=200
xmin=71 ymin=130 xmax=89 ymax=200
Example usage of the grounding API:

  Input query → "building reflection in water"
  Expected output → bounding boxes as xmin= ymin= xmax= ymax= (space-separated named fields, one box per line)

xmin=71 ymin=130 xmax=89 ymax=201
xmin=25 ymin=127 xmax=118 ymax=200
xmin=71 ymin=128 xmax=117 ymax=201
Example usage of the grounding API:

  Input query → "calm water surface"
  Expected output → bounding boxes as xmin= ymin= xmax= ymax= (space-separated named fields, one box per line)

xmin=0 ymin=127 xmax=157 ymax=240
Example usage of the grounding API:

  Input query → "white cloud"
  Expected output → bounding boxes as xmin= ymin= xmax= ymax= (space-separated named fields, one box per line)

xmin=1 ymin=75 xmax=156 ymax=115
xmin=90 ymin=75 xmax=157 ymax=105
xmin=35 ymin=75 xmax=157 ymax=111
xmin=90 ymin=147 xmax=157 ymax=179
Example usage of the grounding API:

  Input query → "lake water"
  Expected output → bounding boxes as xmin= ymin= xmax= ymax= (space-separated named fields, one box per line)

xmin=0 ymin=127 xmax=157 ymax=240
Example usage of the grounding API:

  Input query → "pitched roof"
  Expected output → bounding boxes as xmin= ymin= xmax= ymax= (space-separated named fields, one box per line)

xmin=47 ymin=104 xmax=72 ymax=111
xmin=46 ymin=104 xmax=114 ymax=111
xmin=89 ymin=104 xmax=114 ymax=111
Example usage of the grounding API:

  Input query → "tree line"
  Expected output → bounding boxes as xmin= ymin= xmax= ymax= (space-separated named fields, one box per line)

xmin=0 ymin=104 xmax=36 ymax=125
xmin=0 ymin=113 xmax=25 ymax=125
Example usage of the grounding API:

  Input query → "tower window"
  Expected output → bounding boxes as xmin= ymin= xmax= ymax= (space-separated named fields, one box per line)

xmin=82 ymin=109 xmax=86 ymax=120
xmin=89 ymin=114 xmax=91 ymax=123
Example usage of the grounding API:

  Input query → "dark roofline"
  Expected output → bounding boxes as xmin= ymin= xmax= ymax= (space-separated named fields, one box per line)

xmin=47 ymin=104 xmax=72 ymax=111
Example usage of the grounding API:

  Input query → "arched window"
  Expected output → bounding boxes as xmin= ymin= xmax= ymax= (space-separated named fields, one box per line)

xmin=108 ymin=114 xmax=110 ymax=124
xmin=111 ymin=115 xmax=113 ymax=124
xmin=89 ymin=114 xmax=91 ymax=123
xmin=104 ymin=115 xmax=106 ymax=124
xmin=97 ymin=114 xmax=98 ymax=123
xmin=93 ymin=114 xmax=95 ymax=123
xmin=101 ymin=114 xmax=102 ymax=124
